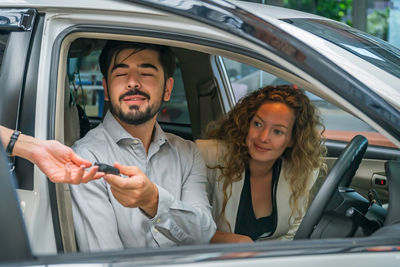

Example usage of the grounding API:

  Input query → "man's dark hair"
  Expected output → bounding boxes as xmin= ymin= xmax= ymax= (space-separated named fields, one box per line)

xmin=99 ymin=40 xmax=176 ymax=82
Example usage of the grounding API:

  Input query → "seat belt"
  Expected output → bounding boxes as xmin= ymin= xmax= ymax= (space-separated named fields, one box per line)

xmin=198 ymin=79 xmax=217 ymax=131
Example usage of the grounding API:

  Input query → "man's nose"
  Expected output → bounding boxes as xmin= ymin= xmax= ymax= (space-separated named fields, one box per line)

xmin=127 ymin=72 xmax=140 ymax=89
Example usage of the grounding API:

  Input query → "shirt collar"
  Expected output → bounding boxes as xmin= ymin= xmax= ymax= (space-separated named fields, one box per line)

xmin=153 ymin=120 xmax=169 ymax=146
xmin=103 ymin=111 xmax=168 ymax=146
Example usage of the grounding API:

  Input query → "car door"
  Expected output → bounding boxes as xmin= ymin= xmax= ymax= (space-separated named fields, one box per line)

xmin=0 ymin=0 xmax=400 ymax=265
xmin=0 ymin=6 xmax=59 ymax=254
xmin=0 ymin=146 xmax=33 ymax=262
xmin=47 ymin=0 xmax=400 ymax=251
xmin=0 ymin=8 xmax=39 ymax=190
xmin=0 ymin=8 xmax=40 ymax=262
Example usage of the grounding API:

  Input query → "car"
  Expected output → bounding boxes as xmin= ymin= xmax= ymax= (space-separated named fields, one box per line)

xmin=0 ymin=0 xmax=400 ymax=266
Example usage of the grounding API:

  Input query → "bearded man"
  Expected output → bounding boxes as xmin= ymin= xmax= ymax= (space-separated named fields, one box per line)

xmin=70 ymin=41 xmax=215 ymax=251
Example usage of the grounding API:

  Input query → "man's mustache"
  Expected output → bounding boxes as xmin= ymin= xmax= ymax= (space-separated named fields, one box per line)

xmin=119 ymin=89 xmax=150 ymax=101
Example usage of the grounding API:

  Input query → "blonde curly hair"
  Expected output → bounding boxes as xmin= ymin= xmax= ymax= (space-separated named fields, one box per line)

xmin=206 ymin=85 xmax=326 ymax=228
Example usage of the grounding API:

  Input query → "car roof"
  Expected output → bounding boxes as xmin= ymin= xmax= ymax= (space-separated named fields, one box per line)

xmin=229 ymin=0 xmax=330 ymax=20
xmin=0 ymin=0 xmax=332 ymax=21
xmin=0 ymin=0 xmax=149 ymax=13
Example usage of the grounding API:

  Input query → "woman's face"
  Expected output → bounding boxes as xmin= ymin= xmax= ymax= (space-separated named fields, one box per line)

xmin=246 ymin=102 xmax=295 ymax=166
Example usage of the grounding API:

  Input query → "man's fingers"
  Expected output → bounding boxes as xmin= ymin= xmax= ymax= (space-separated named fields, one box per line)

xmin=104 ymin=173 xmax=143 ymax=189
xmin=103 ymin=173 xmax=126 ymax=188
xmin=109 ymin=187 xmax=137 ymax=208
xmin=108 ymin=182 xmax=128 ymax=195
xmin=114 ymin=162 xmax=141 ymax=176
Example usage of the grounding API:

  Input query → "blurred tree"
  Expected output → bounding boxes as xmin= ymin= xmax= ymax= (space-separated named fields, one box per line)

xmin=283 ymin=0 xmax=391 ymax=40
xmin=367 ymin=8 xmax=390 ymax=40
xmin=283 ymin=0 xmax=352 ymax=24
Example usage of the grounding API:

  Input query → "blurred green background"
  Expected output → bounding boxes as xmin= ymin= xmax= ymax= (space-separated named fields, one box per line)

xmin=240 ymin=0 xmax=400 ymax=48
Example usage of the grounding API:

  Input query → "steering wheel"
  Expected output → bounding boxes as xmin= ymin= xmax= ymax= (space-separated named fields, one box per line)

xmin=294 ymin=135 xmax=368 ymax=239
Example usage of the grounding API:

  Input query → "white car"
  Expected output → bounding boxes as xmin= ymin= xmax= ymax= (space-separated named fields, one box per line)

xmin=0 ymin=0 xmax=399 ymax=266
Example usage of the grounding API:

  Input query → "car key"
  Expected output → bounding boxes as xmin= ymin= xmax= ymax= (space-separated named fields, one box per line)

xmin=94 ymin=162 xmax=120 ymax=175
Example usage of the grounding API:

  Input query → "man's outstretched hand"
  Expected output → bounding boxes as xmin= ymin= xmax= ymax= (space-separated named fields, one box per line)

xmin=104 ymin=162 xmax=159 ymax=217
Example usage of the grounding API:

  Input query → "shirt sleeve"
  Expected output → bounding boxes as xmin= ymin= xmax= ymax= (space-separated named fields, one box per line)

xmin=69 ymin=147 xmax=123 ymax=252
xmin=148 ymin=143 xmax=216 ymax=245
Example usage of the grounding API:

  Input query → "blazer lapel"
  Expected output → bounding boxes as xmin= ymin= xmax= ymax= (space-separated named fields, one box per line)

xmin=273 ymin=160 xmax=291 ymax=237
xmin=224 ymin=170 xmax=245 ymax=232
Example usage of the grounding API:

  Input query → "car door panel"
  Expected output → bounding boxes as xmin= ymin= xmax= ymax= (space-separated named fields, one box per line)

xmin=325 ymin=157 xmax=388 ymax=204
xmin=326 ymin=140 xmax=399 ymax=204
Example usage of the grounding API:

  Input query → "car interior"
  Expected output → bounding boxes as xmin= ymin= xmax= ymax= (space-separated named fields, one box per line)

xmin=51 ymin=35 xmax=400 ymax=252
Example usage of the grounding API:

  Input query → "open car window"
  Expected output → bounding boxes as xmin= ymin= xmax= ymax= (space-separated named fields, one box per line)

xmin=59 ymin=34 xmax=398 ymax=253
xmin=221 ymin=57 xmax=395 ymax=148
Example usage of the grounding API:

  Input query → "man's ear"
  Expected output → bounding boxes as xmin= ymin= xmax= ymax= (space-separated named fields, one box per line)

xmin=163 ymin=77 xmax=174 ymax=101
xmin=102 ymin=78 xmax=109 ymax=101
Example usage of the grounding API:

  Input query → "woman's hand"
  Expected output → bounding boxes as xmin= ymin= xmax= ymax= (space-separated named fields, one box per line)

xmin=30 ymin=139 xmax=104 ymax=184
xmin=210 ymin=230 xmax=253 ymax=243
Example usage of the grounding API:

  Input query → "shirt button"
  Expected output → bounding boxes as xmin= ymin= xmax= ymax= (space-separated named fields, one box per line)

xmin=156 ymin=218 xmax=161 ymax=223
xmin=133 ymin=140 xmax=139 ymax=145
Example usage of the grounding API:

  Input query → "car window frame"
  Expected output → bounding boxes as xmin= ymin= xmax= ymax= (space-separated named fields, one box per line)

xmin=217 ymin=55 xmax=399 ymax=150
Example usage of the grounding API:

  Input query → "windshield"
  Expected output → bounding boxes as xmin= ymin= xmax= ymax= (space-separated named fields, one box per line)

xmin=282 ymin=18 xmax=400 ymax=79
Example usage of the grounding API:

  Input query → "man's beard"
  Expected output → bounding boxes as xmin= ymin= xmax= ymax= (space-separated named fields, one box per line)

xmin=109 ymin=88 xmax=164 ymax=125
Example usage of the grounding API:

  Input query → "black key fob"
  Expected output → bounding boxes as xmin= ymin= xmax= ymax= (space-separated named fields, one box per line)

xmin=94 ymin=162 xmax=120 ymax=175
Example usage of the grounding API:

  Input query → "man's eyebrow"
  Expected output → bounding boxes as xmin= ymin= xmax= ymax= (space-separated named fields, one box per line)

xmin=139 ymin=63 xmax=158 ymax=71
xmin=111 ymin=63 xmax=129 ymax=73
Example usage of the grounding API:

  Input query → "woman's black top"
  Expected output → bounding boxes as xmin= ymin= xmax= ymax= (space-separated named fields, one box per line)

xmin=234 ymin=159 xmax=282 ymax=241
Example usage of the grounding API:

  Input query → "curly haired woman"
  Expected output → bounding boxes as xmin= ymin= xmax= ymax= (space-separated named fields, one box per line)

xmin=196 ymin=85 xmax=326 ymax=243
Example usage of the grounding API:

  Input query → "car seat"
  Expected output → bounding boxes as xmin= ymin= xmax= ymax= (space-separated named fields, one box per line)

xmin=64 ymin=74 xmax=80 ymax=147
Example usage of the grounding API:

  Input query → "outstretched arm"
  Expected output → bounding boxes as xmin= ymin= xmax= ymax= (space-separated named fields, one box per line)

xmin=0 ymin=125 xmax=103 ymax=184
